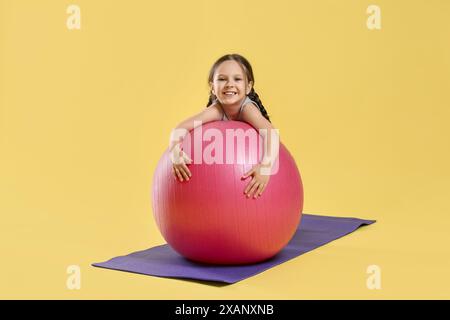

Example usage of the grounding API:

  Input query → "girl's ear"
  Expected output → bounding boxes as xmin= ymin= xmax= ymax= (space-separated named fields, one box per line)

xmin=246 ymin=81 xmax=253 ymax=95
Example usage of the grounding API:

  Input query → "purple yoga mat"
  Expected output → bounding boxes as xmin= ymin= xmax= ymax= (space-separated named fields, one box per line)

xmin=92 ymin=213 xmax=375 ymax=284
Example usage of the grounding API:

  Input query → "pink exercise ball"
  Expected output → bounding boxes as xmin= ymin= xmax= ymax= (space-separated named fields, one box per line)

xmin=152 ymin=121 xmax=303 ymax=265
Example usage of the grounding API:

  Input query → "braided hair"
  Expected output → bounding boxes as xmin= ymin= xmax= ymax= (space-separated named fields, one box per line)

xmin=206 ymin=54 xmax=271 ymax=123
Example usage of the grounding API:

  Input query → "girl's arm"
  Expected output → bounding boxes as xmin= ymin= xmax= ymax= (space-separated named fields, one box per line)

xmin=169 ymin=102 xmax=222 ymax=151
xmin=169 ymin=102 xmax=222 ymax=181
xmin=240 ymin=103 xmax=280 ymax=198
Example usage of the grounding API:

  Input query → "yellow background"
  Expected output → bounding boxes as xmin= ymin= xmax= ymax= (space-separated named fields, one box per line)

xmin=1 ymin=0 xmax=449 ymax=299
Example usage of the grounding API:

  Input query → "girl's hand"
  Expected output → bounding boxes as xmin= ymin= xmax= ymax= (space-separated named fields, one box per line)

xmin=241 ymin=164 xmax=271 ymax=198
xmin=170 ymin=144 xmax=192 ymax=182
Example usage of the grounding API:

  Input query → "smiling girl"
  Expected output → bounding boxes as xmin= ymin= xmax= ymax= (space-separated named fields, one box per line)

xmin=168 ymin=54 xmax=279 ymax=198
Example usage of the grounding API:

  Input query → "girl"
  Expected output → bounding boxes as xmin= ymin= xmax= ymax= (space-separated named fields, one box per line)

xmin=169 ymin=54 xmax=279 ymax=198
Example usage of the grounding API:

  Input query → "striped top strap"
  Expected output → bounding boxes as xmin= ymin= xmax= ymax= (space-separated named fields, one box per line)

xmin=219 ymin=96 xmax=258 ymax=121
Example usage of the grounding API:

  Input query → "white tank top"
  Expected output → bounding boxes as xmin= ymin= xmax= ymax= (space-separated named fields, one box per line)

xmin=215 ymin=96 xmax=259 ymax=121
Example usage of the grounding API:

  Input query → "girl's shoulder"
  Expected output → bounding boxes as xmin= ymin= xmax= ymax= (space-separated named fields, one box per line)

xmin=242 ymin=96 xmax=257 ymax=106
xmin=202 ymin=101 xmax=223 ymax=121
xmin=239 ymin=97 xmax=271 ymax=124
xmin=241 ymin=96 xmax=259 ymax=111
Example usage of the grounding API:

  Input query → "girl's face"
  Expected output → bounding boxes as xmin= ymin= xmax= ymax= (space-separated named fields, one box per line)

xmin=210 ymin=60 xmax=253 ymax=106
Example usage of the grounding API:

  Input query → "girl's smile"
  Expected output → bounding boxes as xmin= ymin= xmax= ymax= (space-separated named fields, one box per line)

xmin=210 ymin=60 xmax=253 ymax=108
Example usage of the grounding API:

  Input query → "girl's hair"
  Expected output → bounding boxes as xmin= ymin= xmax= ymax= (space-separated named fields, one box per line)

xmin=206 ymin=54 xmax=271 ymax=123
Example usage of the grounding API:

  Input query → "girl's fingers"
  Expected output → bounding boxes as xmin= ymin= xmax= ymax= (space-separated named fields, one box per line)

xmin=182 ymin=164 xmax=192 ymax=177
xmin=174 ymin=167 xmax=183 ymax=181
xmin=244 ymin=177 xmax=256 ymax=194
xmin=247 ymin=182 xmax=260 ymax=198
xmin=255 ymin=183 xmax=265 ymax=198
xmin=172 ymin=164 xmax=191 ymax=182
xmin=258 ymin=183 xmax=268 ymax=196
xmin=180 ymin=167 xmax=190 ymax=181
